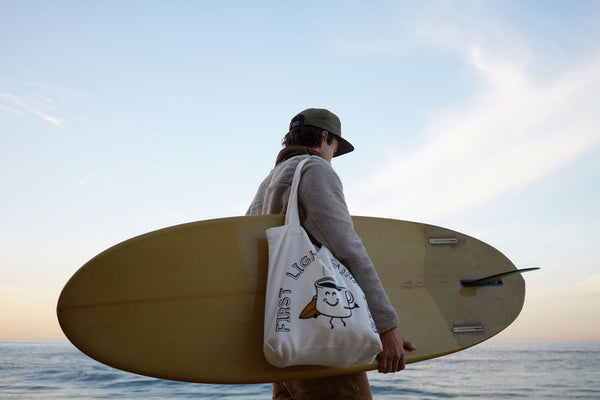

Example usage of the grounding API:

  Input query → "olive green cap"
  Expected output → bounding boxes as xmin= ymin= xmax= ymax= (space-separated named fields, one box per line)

xmin=289 ymin=108 xmax=354 ymax=157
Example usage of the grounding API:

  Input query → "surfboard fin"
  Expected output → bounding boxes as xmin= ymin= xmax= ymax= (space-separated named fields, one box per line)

xmin=461 ymin=267 xmax=540 ymax=287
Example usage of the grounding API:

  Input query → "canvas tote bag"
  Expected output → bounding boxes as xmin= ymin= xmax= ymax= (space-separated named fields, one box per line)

xmin=263 ymin=158 xmax=382 ymax=368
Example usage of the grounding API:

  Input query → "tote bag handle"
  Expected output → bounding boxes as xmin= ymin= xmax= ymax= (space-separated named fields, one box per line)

xmin=284 ymin=158 xmax=309 ymax=227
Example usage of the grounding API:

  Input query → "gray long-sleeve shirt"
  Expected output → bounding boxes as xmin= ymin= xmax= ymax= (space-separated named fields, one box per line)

xmin=247 ymin=149 xmax=399 ymax=333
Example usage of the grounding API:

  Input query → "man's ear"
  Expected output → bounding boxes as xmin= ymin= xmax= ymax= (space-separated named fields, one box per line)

xmin=321 ymin=130 xmax=329 ymax=143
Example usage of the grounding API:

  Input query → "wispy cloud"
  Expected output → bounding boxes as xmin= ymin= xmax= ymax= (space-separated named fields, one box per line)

xmin=0 ymin=92 xmax=64 ymax=128
xmin=351 ymin=15 xmax=600 ymax=221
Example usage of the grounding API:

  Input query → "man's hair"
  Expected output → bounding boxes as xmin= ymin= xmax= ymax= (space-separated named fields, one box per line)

xmin=282 ymin=114 xmax=336 ymax=147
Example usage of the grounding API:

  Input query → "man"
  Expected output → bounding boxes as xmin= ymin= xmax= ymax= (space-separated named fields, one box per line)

xmin=247 ymin=108 xmax=416 ymax=400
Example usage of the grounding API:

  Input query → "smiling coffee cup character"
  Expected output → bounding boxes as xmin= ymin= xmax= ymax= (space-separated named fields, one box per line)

xmin=313 ymin=277 xmax=359 ymax=328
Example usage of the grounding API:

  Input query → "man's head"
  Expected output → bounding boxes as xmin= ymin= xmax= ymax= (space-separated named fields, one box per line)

xmin=282 ymin=108 xmax=354 ymax=157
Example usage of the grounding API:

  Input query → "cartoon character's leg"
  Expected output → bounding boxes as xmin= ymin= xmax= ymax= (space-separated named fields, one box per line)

xmin=329 ymin=317 xmax=334 ymax=329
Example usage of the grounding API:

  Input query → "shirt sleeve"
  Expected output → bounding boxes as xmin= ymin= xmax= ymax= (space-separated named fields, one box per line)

xmin=297 ymin=157 xmax=399 ymax=333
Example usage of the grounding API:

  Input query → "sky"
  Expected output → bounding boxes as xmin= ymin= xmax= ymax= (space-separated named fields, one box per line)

xmin=1 ymin=0 xmax=599 ymax=341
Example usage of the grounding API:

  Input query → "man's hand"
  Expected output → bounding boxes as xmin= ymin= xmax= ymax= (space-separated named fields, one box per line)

xmin=377 ymin=329 xmax=417 ymax=373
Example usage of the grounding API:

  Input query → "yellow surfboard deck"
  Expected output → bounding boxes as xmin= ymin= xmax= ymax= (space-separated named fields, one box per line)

xmin=57 ymin=215 xmax=526 ymax=384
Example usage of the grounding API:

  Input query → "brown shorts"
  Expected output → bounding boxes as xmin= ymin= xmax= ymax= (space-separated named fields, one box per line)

xmin=272 ymin=372 xmax=372 ymax=400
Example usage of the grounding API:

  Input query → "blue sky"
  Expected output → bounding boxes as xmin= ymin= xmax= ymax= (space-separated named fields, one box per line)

xmin=1 ymin=1 xmax=599 ymax=340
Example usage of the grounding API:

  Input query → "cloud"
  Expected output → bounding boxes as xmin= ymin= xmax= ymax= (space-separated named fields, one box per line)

xmin=0 ymin=92 xmax=63 ymax=128
xmin=351 ymin=18 xmax=600 ymax=221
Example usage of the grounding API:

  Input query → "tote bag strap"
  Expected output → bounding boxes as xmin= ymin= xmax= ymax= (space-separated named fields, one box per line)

xmin=284 ymin=157 xmax=310 ymax=226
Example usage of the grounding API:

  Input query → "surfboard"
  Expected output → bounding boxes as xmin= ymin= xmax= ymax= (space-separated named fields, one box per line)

xmin=57 ymin=215 xmax=531 ymax=384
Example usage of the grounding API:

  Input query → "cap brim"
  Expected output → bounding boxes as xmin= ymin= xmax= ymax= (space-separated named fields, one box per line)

xmin=334 ymin=136 xmax=354 ymax=157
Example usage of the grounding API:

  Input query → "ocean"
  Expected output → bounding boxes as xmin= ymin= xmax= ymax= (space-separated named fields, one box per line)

xmin=1 ymin=340 xmax=598 ymax=399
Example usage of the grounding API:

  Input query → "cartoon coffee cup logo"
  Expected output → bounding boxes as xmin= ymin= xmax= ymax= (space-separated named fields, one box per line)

xmin=299 ymin=277 xmax=359 ymax=328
